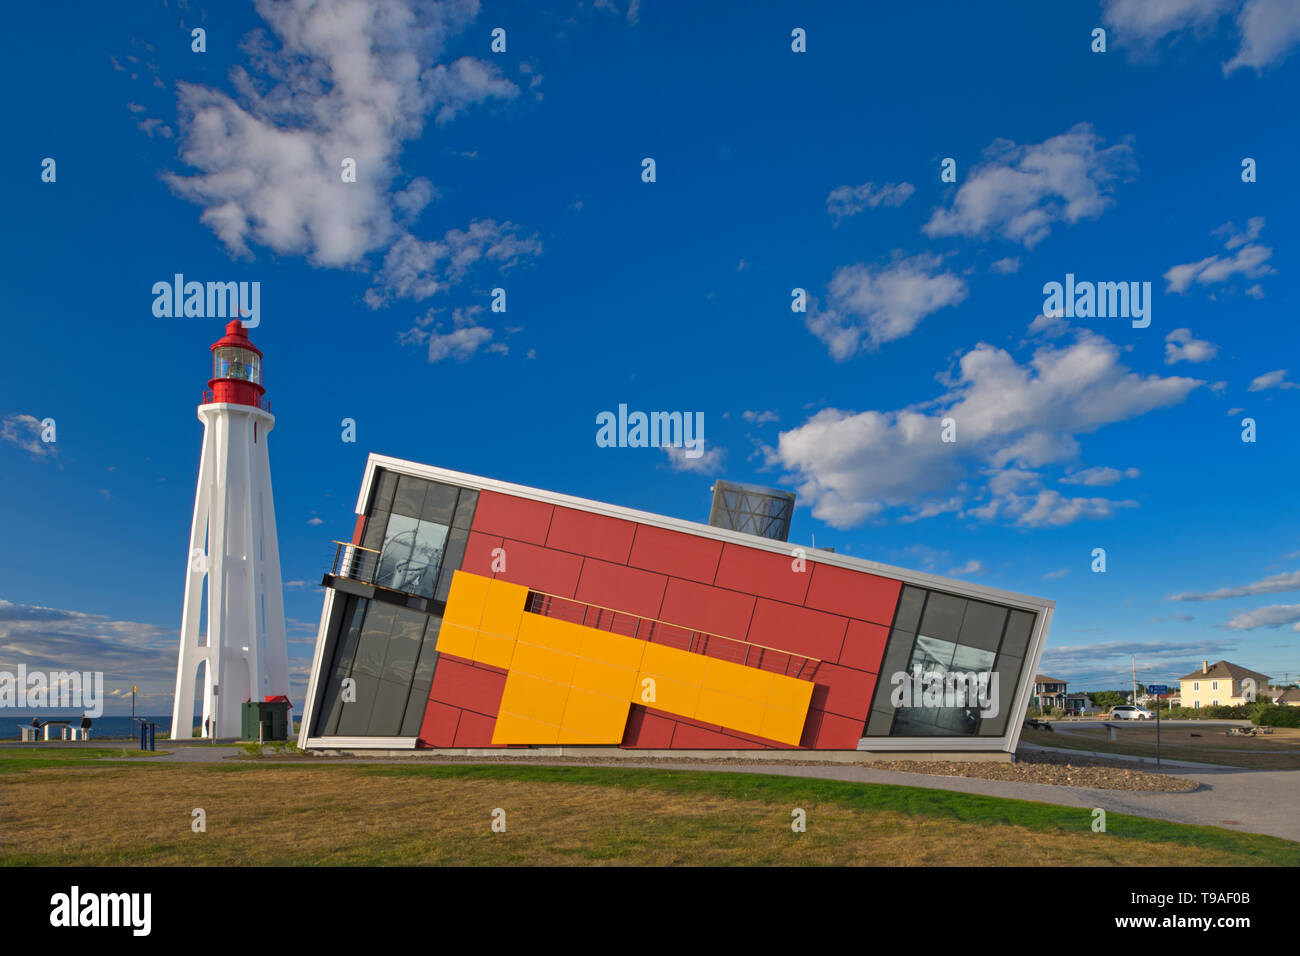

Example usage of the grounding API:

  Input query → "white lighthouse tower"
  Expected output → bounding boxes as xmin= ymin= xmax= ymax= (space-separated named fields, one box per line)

xmin=171 ymin=320 xmax=290 ymax=739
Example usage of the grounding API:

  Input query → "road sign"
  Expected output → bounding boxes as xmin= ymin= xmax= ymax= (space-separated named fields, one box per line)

xmin=1147 ymin=684 xmax=1168 ymax=695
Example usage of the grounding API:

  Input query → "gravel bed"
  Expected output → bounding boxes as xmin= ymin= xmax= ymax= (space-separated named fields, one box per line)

xmin=861 ymin=750 xmax=1198 ymax=792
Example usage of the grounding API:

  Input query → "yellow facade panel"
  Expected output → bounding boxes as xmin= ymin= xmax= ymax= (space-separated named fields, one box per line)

xmin=479 ymin=578 xmax=529 ymax=639
xmin=702 ymin=657 xmax=774 ymax=703
xmin=695 ymin=688 xmax=765 ymax=733
xmin=767 ymin=674 xmax=816 ymax=714
xmin=510 ymin=641 xmax=577 ymax=685
xmin=570 ymin=656 xmax=638 ymax=700
xmin=561 ymin=688 xmax=631 ymax=741
xmin=433 ymin=621 xmax=478 ymax=660
xmin=578 ymin=630 xmax=647 ymax=671
xmin=516 ymin=613 xmax=584 ymax=655
xmin=473 ymin=631 xmax=518 ymax=671
xmin=441 ymin=569 xmax=815 ymax=749
xmin=492 ymin=711 xmax=559 ymax=746
xmin=637 ymin=673 xmax=701 ymax=719
xmin=554 ymin=727 xmax=606 ymax=744
xmin=501 ymin=672 xmax=570 ymax=726
xmin=758 ymin=707 xmax=808 ymax=747
xmin=640 ymin=640 xmax=707 ymax=685
xmin=443 ymin=571 xmax=490 ymax=628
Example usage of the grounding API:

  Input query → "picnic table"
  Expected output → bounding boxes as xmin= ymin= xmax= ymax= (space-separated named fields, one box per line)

xmin=15 ymin=721 xmax=89 ymax=741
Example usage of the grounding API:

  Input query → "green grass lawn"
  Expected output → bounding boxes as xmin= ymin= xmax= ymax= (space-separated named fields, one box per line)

xmin=1 ymin=748 xmax=1296 ymax=865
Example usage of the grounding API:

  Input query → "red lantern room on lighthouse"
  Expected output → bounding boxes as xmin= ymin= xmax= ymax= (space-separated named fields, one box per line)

xmin=205 ymin=319 xmax=267 ymax=408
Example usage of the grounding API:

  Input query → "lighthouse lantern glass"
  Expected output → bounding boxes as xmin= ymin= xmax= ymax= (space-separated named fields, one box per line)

xmin=213 ymin=346 xmax=261 ymax=385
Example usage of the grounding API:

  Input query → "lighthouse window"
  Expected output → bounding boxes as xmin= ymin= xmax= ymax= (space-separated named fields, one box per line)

xmin=213 ymin=347 xmax=261 ymax=384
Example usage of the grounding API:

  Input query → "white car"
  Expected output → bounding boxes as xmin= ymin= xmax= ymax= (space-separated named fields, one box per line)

xmin=1110 ymin=705 xmax=1153 ymax=720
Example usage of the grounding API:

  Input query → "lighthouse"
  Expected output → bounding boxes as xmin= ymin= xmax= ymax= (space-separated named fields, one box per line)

xmin=171 ymin=320 xmax=290 ymax=739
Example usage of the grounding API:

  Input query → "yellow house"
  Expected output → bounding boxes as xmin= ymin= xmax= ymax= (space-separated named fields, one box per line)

xmin=1178 ymin=660 xmax=1270 ymax=709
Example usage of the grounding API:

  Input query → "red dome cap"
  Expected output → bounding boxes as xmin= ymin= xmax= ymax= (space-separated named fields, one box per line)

xmin=210 ymin=319 xmax=264 ymax=357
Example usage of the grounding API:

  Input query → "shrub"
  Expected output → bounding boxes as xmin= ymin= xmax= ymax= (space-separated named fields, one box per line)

xmin=1253 ymin=705 xmax=1300 ymax=728
xmin=1206 ymin=704 xmax=1255 ymax=719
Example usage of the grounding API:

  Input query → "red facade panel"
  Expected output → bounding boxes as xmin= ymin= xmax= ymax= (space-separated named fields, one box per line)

xmin=417 ymin=700 xmax=461 ymax=748
xmin=574 ymin=557 xmax=667 ymax=620
xmin=804 ymin=562 xmax=901 ymax=625
xmin=805 ymin=709 xmax=864 ymax=749
xmin=472 ymin=490 xmax=554 ymax=546
xmin=460 ymin=531 xmax=504 ymax=577
xmin=745 ymin=598 xmax=848 ymax=664
xmin=670 ymin=721 xmax=756 ymax=749
xmin=714 ymin=543 xmax=812 ymax=606
xmin=839 ymin=619 xmax=890 ymax=673
xmin=546 ymin=506 xmax=637 ymax=564
xmin=427 ymin=655 xmax=507 ymax=716
xmin=659 ymin=578 xmax=755 ymax=641
xmin=492 ymin=539 xmax=584 ymax=598
xmin=451 ymin=709 xmax=497 ymax=747
xmin=626 ymin=524 xmax=723 ymax=584
xmin=808 ymin=661 xmax=878 ymax=721
xmin=621 ymin=706 xmax=675 ymax=748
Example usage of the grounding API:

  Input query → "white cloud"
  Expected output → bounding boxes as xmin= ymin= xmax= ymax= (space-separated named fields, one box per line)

xmin=773 ymin=331 xmax=1201 ymax=528
xmin=1101 ymin=0 xmax=1235 ymax=44
xmin=1223 ymin=603 xmax=1300 ymax=630
xmin=1026 ymin=313 xmax=1070 ymax=339
xmin=1224 ymin=0 xmax=1300 ymax=72
xmin=1214 ymin=216 xmax=1265 ymax=249
xmin=307 ymin=517 xmax=324 ymax=526
xmin=1102 ymin=0 xmax=1300 ymax=72
xmin=990 ymin=256 xmax=1022 ymax=274
xmin=1163 ymin=245 xmax=1274 ymax=293
xmin=1043 ymin=568 xmax=1070 ymax=580
xmin=806 ymin=253 xmax=968 ymax=358
xmin=826 ymin=181 xmax=915 ymax=223
xmin=365 ymin=219 xmax=541 ymax=307
xmin=1169 ymin=569 xmax=1300 ymax=601
xmin=399 ymin=304 xmax=498 ymax=363
xmin=1164 ymin=327 xmax=1219 ymax=364
xmin=923 ymin=123 xmax=1136 ymax=248
xmin=742 ymin=410 xmax=779 ymax=424
xmin=1 ymin=414 xmax=56 ymax=460
xmin=1248 ymin=369 xmax=1298 ymax=391
xmin=996 ymin=489 xmax=1138 ymax=528
xmin=949 ymin=559 xmax=985 ymax=576
xmin=1059 ymin=466 xmax=1140 ymax=486
xmin=163 ymin=0 xmax=526 ymax=303
xmin=1164 ymin=219 xmax=1275 ymax=294
xmin=661 ymin=444 xmax=726 ymax=476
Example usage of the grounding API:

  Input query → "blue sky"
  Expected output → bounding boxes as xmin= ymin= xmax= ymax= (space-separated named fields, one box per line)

xmin=2 ymin=0 xmax=1298 ymax=713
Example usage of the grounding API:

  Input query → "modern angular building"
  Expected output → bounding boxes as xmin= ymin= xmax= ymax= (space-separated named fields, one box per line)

xmin=298 ymin=455 xmax=1053 ymax=755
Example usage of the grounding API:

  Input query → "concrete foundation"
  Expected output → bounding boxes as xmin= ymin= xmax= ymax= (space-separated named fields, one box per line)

xmin=305 ymin=745 xmax=1016 ymax=764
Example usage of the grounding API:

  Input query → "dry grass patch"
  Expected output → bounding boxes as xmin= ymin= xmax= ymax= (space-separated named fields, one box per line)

xmin=1 ymin=762 xmax=1293 ymax=866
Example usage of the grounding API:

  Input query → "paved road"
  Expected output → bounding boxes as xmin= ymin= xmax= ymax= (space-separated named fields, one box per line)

xmin=9 ymin=741 xmax=1298 ymax=843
